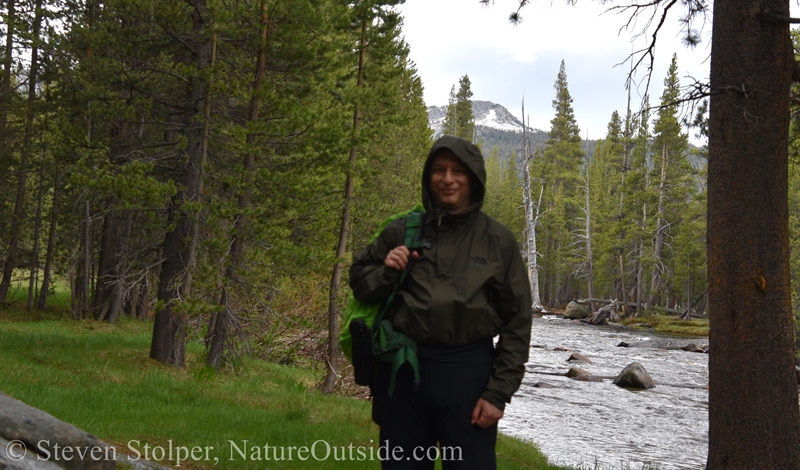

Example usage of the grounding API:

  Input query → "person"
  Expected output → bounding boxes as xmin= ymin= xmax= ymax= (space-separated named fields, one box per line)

xmin=349 ymin=135 xmax=532 ymax=470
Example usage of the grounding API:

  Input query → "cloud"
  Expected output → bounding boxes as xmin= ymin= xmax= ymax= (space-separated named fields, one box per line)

xmin=397 ymin=0 xmax=717 ymax=141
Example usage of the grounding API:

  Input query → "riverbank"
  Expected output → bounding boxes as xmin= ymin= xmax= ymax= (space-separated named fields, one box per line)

xmin=544 ymin=308 xmax=709 ymax=338
xmin=618 ymin=315 xmax=709 ymax=337
xmin=0 ymin=309 xmax=568 ymax=469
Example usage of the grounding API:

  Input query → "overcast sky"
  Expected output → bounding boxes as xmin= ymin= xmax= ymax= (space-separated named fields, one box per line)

xmin=395 ymin=1 xmax=797 ymax=144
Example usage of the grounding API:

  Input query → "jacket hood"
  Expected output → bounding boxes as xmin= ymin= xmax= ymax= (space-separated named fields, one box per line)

xmin=422 ymin=135 xmax=486 ymax=214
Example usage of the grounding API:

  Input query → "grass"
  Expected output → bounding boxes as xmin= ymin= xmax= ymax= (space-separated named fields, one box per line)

xmin=2 ymin=272 xmax=72 ymax=315
xmin=619 ymin=315 xmax=709 ymax=337
xmin=0 ymin=311 xmax=569 ymax=470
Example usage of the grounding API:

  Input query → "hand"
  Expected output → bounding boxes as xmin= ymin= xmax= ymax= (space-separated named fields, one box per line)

xmin=384 ymin=246 xmax=419 ymax=271
xmin=471 ymin=398 xmax=503 ymax=429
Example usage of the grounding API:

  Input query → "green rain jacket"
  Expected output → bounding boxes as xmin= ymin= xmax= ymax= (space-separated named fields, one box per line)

xmin=348 ymin=135 xmax=532 ymax=411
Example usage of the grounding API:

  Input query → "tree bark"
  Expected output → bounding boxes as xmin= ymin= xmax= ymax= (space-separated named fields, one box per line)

xmin=73 ymin=200 xmax=92 ymax=319
xmin=27 ymin=156 xmax=45 ymax=310
xmin=0 ymin=0 xmax=15 ymax=171
xmin=0 ymin=0 xmax=38 ymax=302
xmin=94 ymin=206 xmax=125 ymax=322
xmin=150 ymin=1 xmax=212 ymax=367
xmin=707 ymin=0 xmax=800 ymax=467
xmin=322 ymin=19 xmax=368 ymax=393
xmin=37 ymin=167 xmax=59 ymax=311
xmin=521 ymin=102 xmax=543 ymax=310
xmin=207 ymin=0 xmax=269 ymax=369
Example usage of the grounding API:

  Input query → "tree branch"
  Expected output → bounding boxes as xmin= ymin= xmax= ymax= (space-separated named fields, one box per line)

xmin=761 ymin=9 xmax=800 ymax=24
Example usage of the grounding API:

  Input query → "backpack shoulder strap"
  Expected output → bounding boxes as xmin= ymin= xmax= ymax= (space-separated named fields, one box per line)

xmin=398 ymin=211 xmax=425 ymax=284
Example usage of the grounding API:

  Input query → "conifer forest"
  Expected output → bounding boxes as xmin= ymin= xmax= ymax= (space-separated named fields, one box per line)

xmin=2 ymin=0 xmax=800 ymax=392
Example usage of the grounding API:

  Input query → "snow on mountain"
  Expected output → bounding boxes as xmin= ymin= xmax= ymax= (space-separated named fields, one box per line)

xmin=427 ymin=100 xmax=538 ymax=137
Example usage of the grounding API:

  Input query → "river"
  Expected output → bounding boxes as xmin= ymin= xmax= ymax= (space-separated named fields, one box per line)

xmin=499 ymin=315 xmax=708 ymax=469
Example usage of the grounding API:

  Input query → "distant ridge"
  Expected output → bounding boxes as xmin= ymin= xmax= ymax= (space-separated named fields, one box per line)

xmin=427 ymin=100 xmax=539 ymax=137
xmin=427 ymin=100 xmax=598 ymax=166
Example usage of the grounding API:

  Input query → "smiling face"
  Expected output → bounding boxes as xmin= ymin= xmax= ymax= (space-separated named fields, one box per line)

xmin=429 ymin=149 xmax=472 ymax=214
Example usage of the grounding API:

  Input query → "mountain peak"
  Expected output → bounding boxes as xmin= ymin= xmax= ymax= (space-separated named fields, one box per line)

xmin=427 ymin=100 xmax=540 ymax=137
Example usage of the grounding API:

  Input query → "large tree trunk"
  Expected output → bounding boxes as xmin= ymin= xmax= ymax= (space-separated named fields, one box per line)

xmin=706 ymin=0 xmax=800 ymax=467
xmin=207 ymin=0 xmax=268 ymax=369
xmin=322 ymin=19 xmax=368 ymax=393
xmin=150 ymin=1 xmax=212 ymax=367
xmin=94 ymin=206 xmax=125 ymax=322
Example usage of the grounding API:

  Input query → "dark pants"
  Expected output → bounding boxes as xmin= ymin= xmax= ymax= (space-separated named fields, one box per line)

xmin=375 ymin=338 xmax=497 ymax=470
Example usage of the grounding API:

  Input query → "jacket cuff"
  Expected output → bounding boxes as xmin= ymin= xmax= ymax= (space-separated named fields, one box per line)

xmin=480 ymin=390 xmax=507 ymax=412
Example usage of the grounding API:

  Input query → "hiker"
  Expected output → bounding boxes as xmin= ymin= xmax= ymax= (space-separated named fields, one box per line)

xmin=349 ymin=135 xmax=532 ymax=469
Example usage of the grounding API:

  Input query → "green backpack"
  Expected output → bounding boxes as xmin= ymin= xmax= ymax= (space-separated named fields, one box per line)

xmin=340 ymin=204 xmax=425 ymax=396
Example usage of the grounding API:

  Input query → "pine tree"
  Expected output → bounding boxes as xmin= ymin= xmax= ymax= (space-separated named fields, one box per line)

xmin=442 ymin=74 xmax=475 ymax=141
xmin=588 ymin=111 xmax=625 ymax=299
xmin=442 ymin=85 xmax=457 ymax=136
xmin=647 ymin=54 xmax=692 ymax=310
xmin=624 ymin=99 xmax=653 ymax=314
xmin=533 ymin=60 xmax=584 ymax=307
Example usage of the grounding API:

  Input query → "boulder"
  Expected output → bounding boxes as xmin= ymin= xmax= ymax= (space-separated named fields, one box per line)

xmin=681 ymin=343 xmax=708 ymax=353
xmin=565 ymin=367 xmax=603 ymax=382
xmin=565 ymin=367 xmax=590 ymax=378
xmin=0 ymin=392 xmax=115 ymax=470
xmin=613 ymin=362 xmax=656 ymax=390
xmin=566 ymin=353 xmax=592 ymax=364
xmin=564 ymin=301 xmax=589 ymax=319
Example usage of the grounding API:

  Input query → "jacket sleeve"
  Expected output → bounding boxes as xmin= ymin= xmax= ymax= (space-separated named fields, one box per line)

xmin=349 ymin=219 xmax=405 ymax=304
xmin=481 ymin=236 xmax=532 ymax=412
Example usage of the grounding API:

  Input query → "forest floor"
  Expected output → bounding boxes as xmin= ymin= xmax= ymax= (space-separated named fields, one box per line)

xmin=0 ymin=306 xmax=571 ymax=470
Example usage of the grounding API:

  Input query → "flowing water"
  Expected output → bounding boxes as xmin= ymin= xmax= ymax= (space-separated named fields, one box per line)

xmin=499 ymin=316 xmax=708 ymax=469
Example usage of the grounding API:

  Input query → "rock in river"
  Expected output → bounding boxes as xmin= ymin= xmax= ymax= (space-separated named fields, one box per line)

xmin=613 ymin=362 xmax=656 ymax=390
xmin=564 ymin=301 xmax=589 ymax=319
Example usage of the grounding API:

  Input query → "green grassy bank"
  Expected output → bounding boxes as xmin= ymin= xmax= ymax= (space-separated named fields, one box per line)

xmin=0 ymin=311 xmax=567 ymax=469
xmin=619 ymin=315 xmax=709 ymax=337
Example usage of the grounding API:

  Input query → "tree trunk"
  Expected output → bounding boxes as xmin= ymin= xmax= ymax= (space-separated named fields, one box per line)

xmin=207 ymin=0 xmax=268 ymax=369
xmin=706 ymin=0 xmax=800 ymax=467
xmin=0 ymin=0 xmax=38 ymax=302
xmin=0 ymin=0 xmax=14 ymax=171
xmin=37 ymin=167 xmax=59 ymax=311
xmin=94 ymin=206 xmax=125 ymax=322
xmin=521 ymin=103 xmax=543 ymax=310
xmin=618 ymin=106 xmax=631 ymax=315
xmin=150 ymin=1 xmax=212 ymax=367
xmin=27 ymin=156 xmax=45 ymax=310
xmin=648 ymin=145 xmax=668 ymax=309
xmin=322 ymin=19 xmax=368 ymax=393
xmin=583 ymin=169 xmax=596 ymax=314
xmin=137 ymin=283 xmax=150 ymax=320
xmin=73 ymin=200 xmax=92 ymax=319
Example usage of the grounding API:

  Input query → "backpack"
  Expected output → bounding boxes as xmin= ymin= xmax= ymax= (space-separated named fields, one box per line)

xmin=340 ymin=204 xmax=425 ymax=397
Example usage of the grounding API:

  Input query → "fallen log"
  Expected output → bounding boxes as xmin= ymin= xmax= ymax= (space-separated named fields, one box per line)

xmin=588 ymin=300 xmax=621 ymax=325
